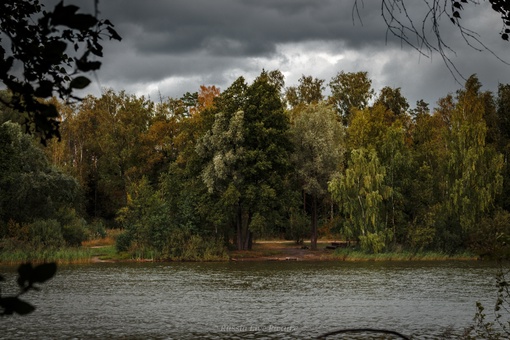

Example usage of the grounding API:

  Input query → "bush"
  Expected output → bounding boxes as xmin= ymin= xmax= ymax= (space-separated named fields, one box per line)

xmin=87 ymin=219 xmax=107 ymax=239
xmin=115 ymin=231 xmax=133 ymax=252
xmin=469 ymin=208 xmax=510 ymax=258
xmin=160 ymin=229 xmax=228 ymax=261
xmin=29 ymin=219 xmax=65 ymax=249
xmin=359 ymin=231 xmax=387 ymax=253
xmin=407 ymin=222 xmax=435 ymax=252
xmin=62 ymin=218 xmax=87 ymax=247
xmin=54 ymin=208 xmax=88 ymax=247
xmin=286 ymin=208 xmax=309 ymax=244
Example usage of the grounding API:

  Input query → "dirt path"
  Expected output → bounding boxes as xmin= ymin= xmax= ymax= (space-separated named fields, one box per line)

xmin=229 ymin=241 xmax=338 ymax=261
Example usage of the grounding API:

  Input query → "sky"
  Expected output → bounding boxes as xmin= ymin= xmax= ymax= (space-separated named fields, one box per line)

xmin=42 ymin=0 xmax=510 ymax=109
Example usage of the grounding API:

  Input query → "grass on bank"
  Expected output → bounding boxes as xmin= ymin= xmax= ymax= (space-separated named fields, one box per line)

xmin=0 ymin=229 xmax=123 ymax=265
xmin=82 ymin=229 xmax=123 ymax=247
xmin=0 ymin=247 xmax=93 ymax=265
xmin=1 ymin=231 xmax=479 ymax=264
xmin=332 ymin=247 xmax=477 ymax=261
xmin=230 ymin=240 xmax=478 ymax=261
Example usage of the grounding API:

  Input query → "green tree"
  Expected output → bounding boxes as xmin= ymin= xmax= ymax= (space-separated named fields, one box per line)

xmin=347 ymin=103 xmax=394 ymax=151
xmin=410 ymin=99 xmax=429 ymax=119
xmin=328 ymin=71 xmax=374 ymax=124
xmin=408 ymin=110 xmax=449 ymax=250
xmin=380 ymin=120 xmax=414 ymax=247
xmin=0 ymin=121 xmax=86 ymax=248
xmin=374 ymin=86 xmax=409 ymax=116
xmin=495 ymin=84 xmax=510 ymax=213
xmin=446 ymin=75 xmax=504 ymax=244
xmin=49 ymin=90 xmax=160 ymax=222
xmin=197 ymin=72 xmax=292 ymax=250
xmin=116 ymin=177 xmax=169 ymax=255
xmin=0 ymin=122 xmax=81 ymax=224
xmin=329 ymin=148 xmax=392 ymax=253
xmin=286 ymin=75 xmax=325 ymax=108
xmin=347 ymin=96 xmax=417 ymax=249
xmin=290 ymin=102 xmax=344 ymax=250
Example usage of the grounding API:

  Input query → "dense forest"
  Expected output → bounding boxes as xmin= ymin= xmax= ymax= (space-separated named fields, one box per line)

xmin=1 ymin=70 xmax=510 ymax=260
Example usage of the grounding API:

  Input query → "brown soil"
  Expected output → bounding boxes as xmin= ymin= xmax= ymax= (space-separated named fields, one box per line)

xmin=229 ymin=240 xmax=339 ymax=261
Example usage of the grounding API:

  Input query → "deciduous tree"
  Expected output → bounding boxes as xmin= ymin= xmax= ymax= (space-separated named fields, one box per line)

xmin=328 ymin=71 xmax=374 ymax=124
xmin=290 ymin=102 xmax=344 ymax=250
xmin=197 ymin=72 xmax=292 ymax=250
xmin=329 ymin=148 xmax=392 ymax=253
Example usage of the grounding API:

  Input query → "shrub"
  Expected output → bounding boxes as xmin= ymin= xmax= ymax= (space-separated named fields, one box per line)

xmin=54 ymin=207 xmax=88 ymax=247
xmin=287 ymin=208 xmax=309 ymax=244
xmin=469 ymin=208 xmax=510 ymax=258
xmin=359 ymin=231 xmax=387 ymax=253
xmin=87 ymin=219 xmax=107 ymax=239
xmin=62 ymin=218 xmax=87 ymax=247
xmin=29 ymin=219 xmax=65 ymax=249
xmin=407 ymin=223 xmax=436 ymax=252
xmin=115 ymin=231 xmax=133 ymax=252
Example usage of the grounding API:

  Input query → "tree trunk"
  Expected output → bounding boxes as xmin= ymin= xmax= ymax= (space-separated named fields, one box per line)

xmin=244 ymin=231 xmax=253 ymax=250
xmin=303 ymin=190 xmax=306 ymax=214
xmin=311 ymin=194 xmax=318 ymax=250
xmin=235 ymin=206 xmax=253 ymax=250
xmin=236 ymin=204 xmax=243 ymax=250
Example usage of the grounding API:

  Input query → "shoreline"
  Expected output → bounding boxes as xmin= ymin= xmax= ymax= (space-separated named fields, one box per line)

xmin=0 ymin=241 xmax=480 ymax=265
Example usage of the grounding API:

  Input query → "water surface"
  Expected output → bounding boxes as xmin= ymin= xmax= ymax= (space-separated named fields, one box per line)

xmin=0 ymin=260 xmax=501 ymax=339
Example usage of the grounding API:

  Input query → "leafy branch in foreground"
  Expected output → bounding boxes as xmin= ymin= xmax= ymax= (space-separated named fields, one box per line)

xmin=0 ymin=0 xmax=121 ymax=144
xmin=0 ymin=262 xmax=56 ymax=316
xmin=463 ymin=263 xmax=510 ymax=339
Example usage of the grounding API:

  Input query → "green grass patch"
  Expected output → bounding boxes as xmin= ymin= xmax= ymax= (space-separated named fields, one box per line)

xmin=0 ymin=247 xmax=93 ymax=265
xmin=333 ymin=248 xmax=477 ymax=261
xmin=88 ymin=245 xmax=118 ymax=260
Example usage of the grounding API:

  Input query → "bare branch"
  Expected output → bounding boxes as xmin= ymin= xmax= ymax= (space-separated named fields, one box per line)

xmin=353 ymin=0 xmax=510 ymax=84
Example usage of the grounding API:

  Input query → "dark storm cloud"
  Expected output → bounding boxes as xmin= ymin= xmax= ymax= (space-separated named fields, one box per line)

xmin=90 ymin=0 xmax=409 ymax=90
xmin=37 ymin=0 xmax=510 ymax=106
xmin=98 ymin=0 xmax=394 ymax=57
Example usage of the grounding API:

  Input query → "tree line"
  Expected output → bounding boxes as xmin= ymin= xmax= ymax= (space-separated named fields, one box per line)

xmin=1 ymin=70 xmax=510 ymax=259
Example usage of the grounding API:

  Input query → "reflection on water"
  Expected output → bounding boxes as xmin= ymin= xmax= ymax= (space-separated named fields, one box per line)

xmin=0 ymin=261 xmax=500 ymax=339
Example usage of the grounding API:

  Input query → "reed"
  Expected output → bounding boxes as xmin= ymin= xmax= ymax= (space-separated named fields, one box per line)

xmin=0 ymin=247 xmax=93 ymax=265
xmin=333 ymin=248 xmax=477 ymax=261
xmin=82 ymin=229 xmax=123 ymax=247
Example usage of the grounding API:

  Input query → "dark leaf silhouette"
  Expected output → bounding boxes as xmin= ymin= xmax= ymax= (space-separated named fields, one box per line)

xmin=70 ymin=76 xmax=91 ymax=89
xmin=67 ymin=14 xmax=98 ymax=31
xmin=32 ymin=263 xmax=57 ymax=284
xmin=0 ymin=0 xmax=121 ymax=144
xmin=0 ymin=297 xmax=35 ymax=316
xmin=51 ymin=2 xmax=79 ymax=26
xmin=1 ymin=263 xmax=57 ymax=317
xmin=17 ymin=262 xmax=57 ymax=288
xmin=76 ymin=59 xmax=101 ymax=72
xmin=34 ymin=80 xmax=54 ymax=98
xmin=107 ymin=26 xmax=122 ymax=41
xmin=17 ymin=263 xmax=34 ymax=288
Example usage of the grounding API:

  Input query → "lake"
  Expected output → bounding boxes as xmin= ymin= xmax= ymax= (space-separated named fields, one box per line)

xmin=0 ymin=260 xmax=503 ymax=339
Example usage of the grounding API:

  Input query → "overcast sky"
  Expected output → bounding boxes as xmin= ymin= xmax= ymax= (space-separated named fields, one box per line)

xmin=45 ymin=0 xmax=510 ymax=109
